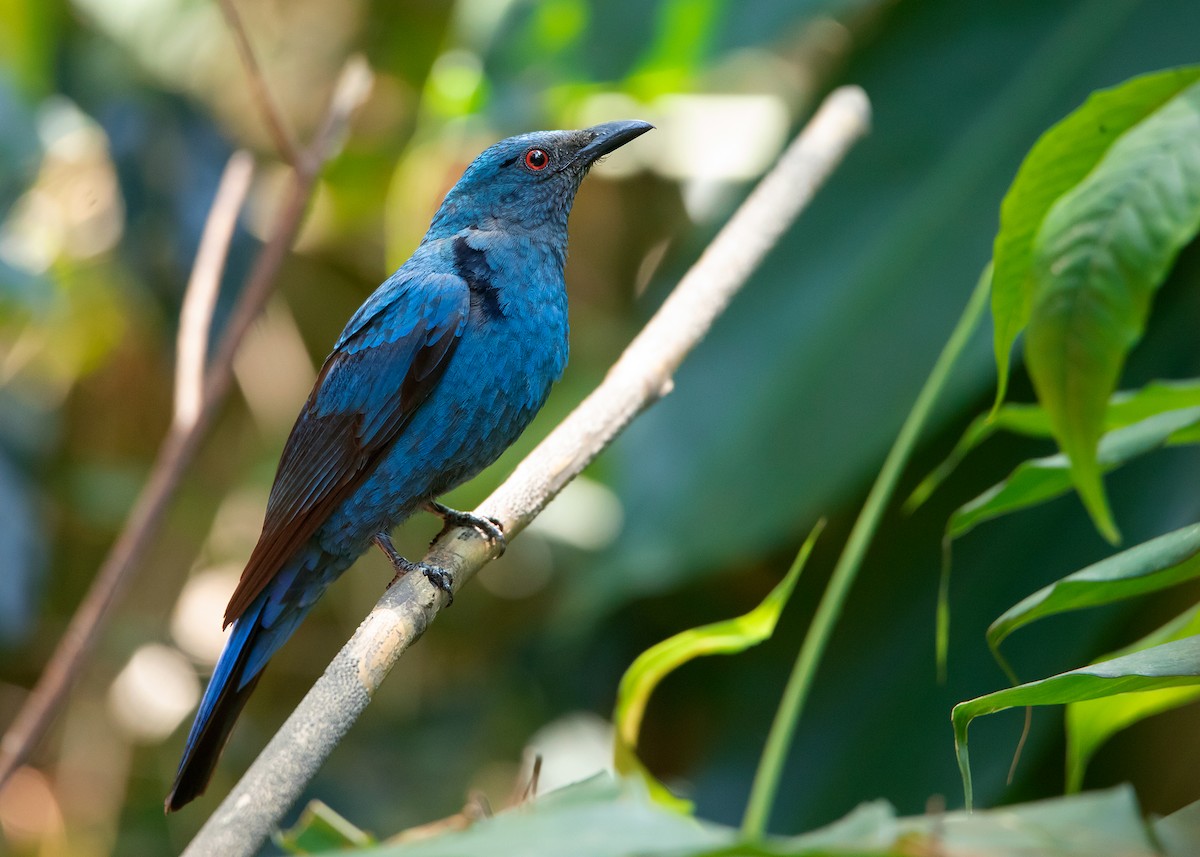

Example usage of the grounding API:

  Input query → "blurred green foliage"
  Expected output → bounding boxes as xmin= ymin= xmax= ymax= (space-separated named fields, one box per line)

xmin=0 ymin=0 xmax=1198 ymax=855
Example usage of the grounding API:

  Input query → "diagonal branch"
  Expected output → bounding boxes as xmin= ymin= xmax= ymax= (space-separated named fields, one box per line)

xmin=182 ymin=84 xmax=871 ymax=857
xmin=0 ymin=57 xmax=373 ymax=792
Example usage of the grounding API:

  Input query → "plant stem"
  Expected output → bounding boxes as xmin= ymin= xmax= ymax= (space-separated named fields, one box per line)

xmin=741 ymin=264 xmax=993 ymax=839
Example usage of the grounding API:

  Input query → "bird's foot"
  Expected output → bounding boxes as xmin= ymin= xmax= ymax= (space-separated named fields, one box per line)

xmin=374 ymin=532 xmax=455 ymax=606
xmin=425 ymin=501 xmax=507 ymax=556
xmin=419 ymin=565 xmax=455 ymax=604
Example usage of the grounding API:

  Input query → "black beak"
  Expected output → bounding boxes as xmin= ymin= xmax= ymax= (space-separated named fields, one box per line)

xmin=576 ymin=120 xmax=654 ymax=165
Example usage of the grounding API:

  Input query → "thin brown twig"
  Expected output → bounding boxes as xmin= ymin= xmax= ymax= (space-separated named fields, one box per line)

xmin=216 ymin=0 xmax=302 ymax=168
xmin=0 ymin=56 xmax=373 ymax=792
xmin=175 ymin=150 xmax=255 ymax=429
xmin=199 ymin=58 xmax=372 ymax=410
xmin=182 ymin=84 xmax=871 ymax=857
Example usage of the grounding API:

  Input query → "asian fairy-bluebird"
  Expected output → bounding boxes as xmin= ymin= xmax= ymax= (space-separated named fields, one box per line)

xmin=165 ymin=120 xmax=652 ymax=811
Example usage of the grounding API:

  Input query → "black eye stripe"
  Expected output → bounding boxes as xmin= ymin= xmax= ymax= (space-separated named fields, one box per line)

xmin=499 ymin=155 xmax=520 ymax=168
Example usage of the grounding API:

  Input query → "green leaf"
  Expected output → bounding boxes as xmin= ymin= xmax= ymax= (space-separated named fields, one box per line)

xmin=768 ymin=801 xmax=897 ymax=855
xmin=1023 ymin=73 xmax=1200 ymax=543
xmin=354 ymin=776 xmax=730 ymax=856
xmin=1065 ymin=604 xmax=1200 ymax=792
xmin=1068 ymin=685 xmax=1200 ymax=797
xmin=813 ymin=787 xmax=1152 ymax=857
xmin=907 ymin=404 xmax=1050 ymax=514
xmin=747 ymin=790 xmax=1158 ymax=856
xmin=952 ymin=636 xmax=1200 ymax=810
xmin=612 ymin=523 xmax=824 ymax=809
xmin=344 ymin=776 xmax=1159 ymax=857
xmin=1154 ymin=796 xmax=1200 ymax=857
xmin=276 ymin=800 xmax=376 ymax=854
xmin=937 ymin=408 xmax=1200 ymax=674
xmin=917 ymin=787 xmax=1154 ymax=856
xmin=990 ymin=65 xmax=1200 ymax=407
xmin=947 ymin=406 xmax=1200 ymax=540
xmin=912 ymin=786 xmax=1155 ymax=857
xmin=1106 ymin=378 xmax=1200 ymax=424
xmin=906 ymin=378 xmax=1200 ymax=511
xmin=988 ymin=522 xmax=1200 ymax=654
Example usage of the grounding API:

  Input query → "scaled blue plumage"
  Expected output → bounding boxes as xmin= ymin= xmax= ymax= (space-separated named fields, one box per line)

xmin=165 ymin=120 xmax=652 ymax=811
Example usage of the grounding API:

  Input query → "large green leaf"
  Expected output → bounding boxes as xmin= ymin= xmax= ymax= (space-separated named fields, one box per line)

xmin=1065 ymin=604 xmax=1200 ymax=792
xmin=1023 ymin=73 xmax=1200 ymax=543
xmin=906 ymin=378 xmax=1200 ymax=511
xmin=990 ymin=66 xmax=1200 ymax=406
xmin=894 ymin=786 xmax=1155 ymax=857
xmin=988 ymin=522 xmax=1200 ymax=655
xmin=713 ymin=789 xmax=1157 ymax=856
xmin=354 ymin=776 xmax=728 ymax=856
xmin=337 ymin=776 xmax=1161 ymax=856
xmin=952 ymin=636 xmax=1200 ymax=810
xmin=948 ymin=406 xmax=1200 ymax=540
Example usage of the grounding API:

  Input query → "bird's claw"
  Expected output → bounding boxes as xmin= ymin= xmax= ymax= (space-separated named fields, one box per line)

xmin=426 ymin=501 xmax=507 ymax=555
xmin=374 ymin=532 xmax=455 ymax=606
xmin=421 ymin=565 xmax=455 ymax=605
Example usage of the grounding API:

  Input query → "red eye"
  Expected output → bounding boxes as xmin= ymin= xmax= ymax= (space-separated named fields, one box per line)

xmin=524 ymin=148 xmax=549 ymax=170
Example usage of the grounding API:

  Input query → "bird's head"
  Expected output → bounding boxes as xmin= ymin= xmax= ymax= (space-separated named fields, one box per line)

xmin=428 ymin=120 xmax=653 ymax=238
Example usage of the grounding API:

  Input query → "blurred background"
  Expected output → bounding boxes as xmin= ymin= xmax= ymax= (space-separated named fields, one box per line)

xmin=1 ymin=0 xmax=1199 ymax=854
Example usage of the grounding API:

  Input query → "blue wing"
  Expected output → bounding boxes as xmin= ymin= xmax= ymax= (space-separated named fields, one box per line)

xmin=165 ymin=270 xmax=470 ymax=811
xmin=223 ymin=269 xmax=469 ymax=624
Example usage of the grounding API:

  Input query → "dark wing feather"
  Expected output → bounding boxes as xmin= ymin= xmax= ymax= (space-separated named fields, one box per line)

xmin=223 ymin=272 xmax=469 ymax=624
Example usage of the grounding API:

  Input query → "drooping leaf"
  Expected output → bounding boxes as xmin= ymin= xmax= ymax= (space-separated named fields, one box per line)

xmin=906 ymin=378 xmax=1200 ymax=511
xmin=952 ymin=636 xmax=1200 ymax=810
xmin=990 ymin=65 xmax=1200 ymax=407
xmin=1065 ymin=604 xmax=1200 ymax=792
xmin=612 ymin=522 xmax=824 ymax=809
xmin=948 ymin=406 xmax=1200 ymax=539
xmin=1023 ymin=73 xmax=1200 ymax=543
xmin=988 ymin=522 xmax=1200 ymax=654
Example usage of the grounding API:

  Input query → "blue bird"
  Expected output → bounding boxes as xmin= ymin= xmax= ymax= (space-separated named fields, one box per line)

xmin=165 ymin=120 xmax=652 ymax=811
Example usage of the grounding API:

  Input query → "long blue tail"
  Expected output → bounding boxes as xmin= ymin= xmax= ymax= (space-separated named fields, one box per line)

xmin=165 ymin=557 xmax=324 ymax=812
